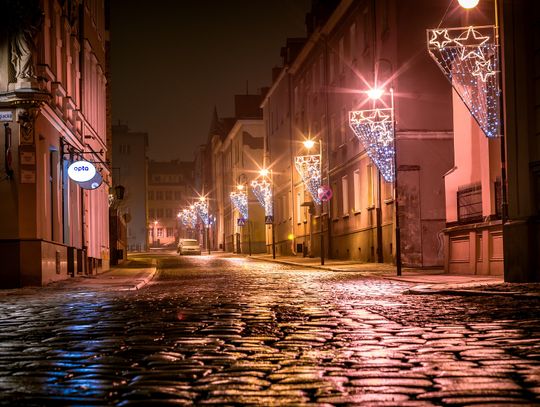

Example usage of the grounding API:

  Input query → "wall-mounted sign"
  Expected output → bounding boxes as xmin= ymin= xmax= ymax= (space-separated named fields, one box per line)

xmin=78 ymin=171 xmax=103 ymax=190
xmin=0 ymin=111 xmax=13 ymax=122
xmin=68 ymin=160 xmax=96 ymax=182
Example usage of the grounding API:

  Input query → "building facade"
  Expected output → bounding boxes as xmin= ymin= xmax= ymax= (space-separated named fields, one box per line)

xmin=147 ymin=160 xmax=195 ymax=248
xmin=263 ymin=0 xmax=454 ymax=267
xmin=209 ymin=94 xmax=266 ymax=254
xmin=111 ymin=123 xmax=148 ymax=252
xmin=0 ymin=0 xmax=110 ymax=287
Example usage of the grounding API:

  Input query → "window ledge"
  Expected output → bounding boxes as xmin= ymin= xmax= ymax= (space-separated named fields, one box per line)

xmin=367 ymin=205 xmax=376 ymax=211
xmin=384 ymin=198 xmax=395 ymax=204
xmin=353 ymin=210 xmax=361 ymax=215
xmin=342 ymin=213 xmax=350 ymax=219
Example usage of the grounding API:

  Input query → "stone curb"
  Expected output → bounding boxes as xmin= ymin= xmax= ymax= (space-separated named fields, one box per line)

xmin=129 ymin=267 xmax=158 ymax=291
xmin=248 ymin=255 xmax=397 ymax=274
xmin=404 ymin=287 xmax=540 ymax=298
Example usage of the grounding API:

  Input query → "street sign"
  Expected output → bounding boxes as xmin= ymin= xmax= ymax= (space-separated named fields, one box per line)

xmin=317 ymin=185 xmax=333 ymax=202
xmin=237 ymin=218 xmax=246 ymax=226
xmin=265 ymin=215 xmax=273 ymax=224
xmin=0 ymin=111 xmax=13 ymax=122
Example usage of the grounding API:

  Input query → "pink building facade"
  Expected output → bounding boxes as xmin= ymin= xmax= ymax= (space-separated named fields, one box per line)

xmin=263 ymin=0 xmax=454 ymax=267
xmin=0 ymin=0 xmax=110 ymax=287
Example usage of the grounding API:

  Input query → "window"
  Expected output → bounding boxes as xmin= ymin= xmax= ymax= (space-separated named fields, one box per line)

xmin=149 ymin=208 xmax=155 ymax=218
xmin=148 ymin=190 xmax=154 ymax=200
xmin=118 ymin=144 xmax=130 ymax=154
xmin=338 ymin=37 xmax=344 ymax=73
xmin=319 ymin=54 xmax=324 ymax=86
xmin=367 ymin=164 xmax=375 ymax=207
xmin=165 ymin=208 xmax=172 ymax=218
xmin=457 ymin=183 xmax=483 ymax=223
xmin=174 ymin=191 xmax=181 ymax=200
xmin=166 ymin=227 xmax=173 ymax=237
xmin=157 ymin=228 xmax=163 ymax=237
xmin=157 ymin=208 xmax=164 ymax=218
xmin=340 ymin=108 xmax=347 ymax=146
xmin=383 ymin=179 xmax=393 ymax=201
xmin=342 ymin=176 xmax=349 ymax=215
xmin=296 ymin=191 xmax=302 ymax=224
xmin=330 ymin=115 xmax=337 ymax=149
xmin=350 ymin=23 xmax=357 ymax=62
xmin=156 ymin=191 xmax=163 ymax=200
xmin=329 ymin=51 xmax=335 ymax=82
xmin=332 ymin=182 xmax=339 ymax=219
xmin=165 ymin=191 xmax=172 ymax=200
xmin=353 ymin=170 xmax=361 ymax=212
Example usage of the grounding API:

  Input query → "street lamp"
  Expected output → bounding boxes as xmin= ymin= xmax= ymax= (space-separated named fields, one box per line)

xmin=251 ymin=168 xmax=275 ymax=259
xmin=458 ymin=0 xmax=480 ymax=8
xmin=230 ymin=183 xmax=250 ymax=255
xmin=194 ymin=196 xmax=211 ymax=255
xmin=349 ymin=86 xmax=402 ymax=276
xmin=295 ymin=138 xmax=325 ymax=265
xmin=152 ymin=220 xmax=158 ymax=247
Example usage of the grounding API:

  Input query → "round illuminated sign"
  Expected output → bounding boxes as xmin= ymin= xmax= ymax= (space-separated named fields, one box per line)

xmin=78 ymin=171 xmax=103 ymax=190
xmin=68 ymin=160 xmax=96 ymax=182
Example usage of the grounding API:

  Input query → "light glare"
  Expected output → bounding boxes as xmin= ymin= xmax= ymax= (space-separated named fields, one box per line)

xmin=458 ymin=0 xmax=479 ymax=8
xmin=303 ymin=139 xmax=315 ymax=149
xmin=367 ymin=88 xmax=384 ymax=100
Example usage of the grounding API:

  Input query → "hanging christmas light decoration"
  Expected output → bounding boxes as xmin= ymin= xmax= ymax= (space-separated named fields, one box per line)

xmin=349 ymin=108 xmax=395 ymax=182
xmin=294 ymin=155 xmax=321 ymax=205
xmin=230 ymin=190 xmax=248 ymax=220
xmin=194 ymin=198 xmax=211 ymax=227
xmin=179 ymin=207 xmax=197 ymax=229
xmin=427 ymin=25 xmax=500 ymax=138
xmin=251 ymin=176 xmax=273 ymax=217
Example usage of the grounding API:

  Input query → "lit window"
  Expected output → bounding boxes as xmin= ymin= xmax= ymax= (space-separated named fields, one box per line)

xmin=353 ymin=170 xmax=361 ymax=212
xmin=342 ymin=175 xmax=349 ymax=215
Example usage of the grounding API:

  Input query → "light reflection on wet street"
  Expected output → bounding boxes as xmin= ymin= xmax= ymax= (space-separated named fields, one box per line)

xmin=0 ymin=253 xmax=539 ymax=406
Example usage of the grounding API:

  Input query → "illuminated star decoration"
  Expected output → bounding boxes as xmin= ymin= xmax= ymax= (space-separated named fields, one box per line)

xmin=348 ymin=108 xmax=395 ymax=182
xmin=230 ymin=190 xmax=248 ymax=220
xmin=179 ymin=208 xmax=197 ymax=229
xmin=427 ymin=25 xmax=500 ymax=138
xmin=194 ymin=199 xmax=211 ymax=227
xmin=294 ymin=155 xmax=321 ymax=205
xmin=251 ymin=177 xmax=273 ymax=217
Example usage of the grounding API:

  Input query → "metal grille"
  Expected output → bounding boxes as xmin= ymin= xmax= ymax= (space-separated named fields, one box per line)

xmin=457 ymin=183 xmax=482 ymax=223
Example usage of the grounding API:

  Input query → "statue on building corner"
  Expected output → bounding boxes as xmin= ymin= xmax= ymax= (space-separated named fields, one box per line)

xmin=5 ymin=0 xmax=43 ymax=85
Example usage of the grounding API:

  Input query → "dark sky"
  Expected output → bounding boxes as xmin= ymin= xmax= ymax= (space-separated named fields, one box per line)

xmin=110 ymin=0 xmax=311 ymax=162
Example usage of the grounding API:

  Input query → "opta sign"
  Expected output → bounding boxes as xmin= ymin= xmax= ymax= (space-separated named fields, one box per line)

xmin=67 ymin=160 xmax=96 ymax=182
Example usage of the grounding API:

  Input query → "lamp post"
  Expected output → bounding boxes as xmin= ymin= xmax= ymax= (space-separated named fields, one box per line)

xmin=230 ymin=183 xmax=250 ymax=255
xmin=152 ymin=220 xmax=158 ymax=247
xmin=194 ymin=196 xmax=211 ymax=255
xmin=295 ymin=139 xmax=324 ymax=265
xmin=349 ymin=86 xmax=401 ymax=276
xmin=251 ymin=168 xmax=275 ymax=259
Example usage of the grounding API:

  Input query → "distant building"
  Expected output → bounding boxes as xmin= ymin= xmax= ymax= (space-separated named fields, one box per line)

xmin=0 ymin=0 xmax=110 ymax=287
xmin=111 ymin=124 xmax=149 ymax=252
xmin=208 ymin=94 xmax=267 ymax=254
xmin=147 ymin=160 xmax=195 ymax=247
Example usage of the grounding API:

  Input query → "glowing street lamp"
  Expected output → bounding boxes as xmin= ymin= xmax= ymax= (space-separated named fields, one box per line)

xmin=194 ymin=196 xmax=211 ymax=254
xmin=349 ymin=87 xmax=402 ymax=276
xmin=251 ymin=168 xmax=275 ymax=259
xmin=458 ymin=0 xmax=480 ymax=8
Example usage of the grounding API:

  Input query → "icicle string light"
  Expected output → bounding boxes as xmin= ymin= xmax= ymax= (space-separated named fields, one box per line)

xmin=294 ymin=155 xmax=322 ymax=205
xmin=230 ymin=191 xmax=248 ymax=220
xmin=194 ymin=199 xmax=211 ymax=227
xmin=349 ymin=108 xmax=395 ymax=182
xmin=251 ymin=178 xmax=273 ymax=217
xmin=427 ymin=25 xmax=500 ymax=138
xmin=179 ymin=208 xmax=197 ymax=229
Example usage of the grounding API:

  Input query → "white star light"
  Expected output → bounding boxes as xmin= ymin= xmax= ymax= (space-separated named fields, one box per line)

xmin=429 ymin=29 xmax=453 ymax=49
xmin=472 ymin=59 xmax=496 ymax=82
xmin=454 ymin=26 xmax=490 ymax=61
xmin=426 ymin=25 xmax=500 ymax=138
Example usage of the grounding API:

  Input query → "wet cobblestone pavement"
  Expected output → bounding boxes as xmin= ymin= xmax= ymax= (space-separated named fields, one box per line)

xmin=1 ymin=254 xmax=539 ymax=406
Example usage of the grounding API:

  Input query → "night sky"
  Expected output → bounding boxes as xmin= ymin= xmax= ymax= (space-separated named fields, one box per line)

xmin=110 ymin=0 xmax=311 ymax=162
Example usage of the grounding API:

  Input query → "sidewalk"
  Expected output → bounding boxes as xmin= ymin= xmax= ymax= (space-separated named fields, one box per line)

xmin=248 ymin=253 xmax=540 ymax=297
xmin=52 ymin=258 xmax=157 ymax=291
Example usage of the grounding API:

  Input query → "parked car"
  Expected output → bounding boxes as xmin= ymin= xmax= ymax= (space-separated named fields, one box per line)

xmin=177 ymin=239 xmax=201 ymax=255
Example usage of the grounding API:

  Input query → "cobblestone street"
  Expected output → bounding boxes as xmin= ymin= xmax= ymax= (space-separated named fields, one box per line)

xmin=0 ymin=253 xmax=539 ymax=406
